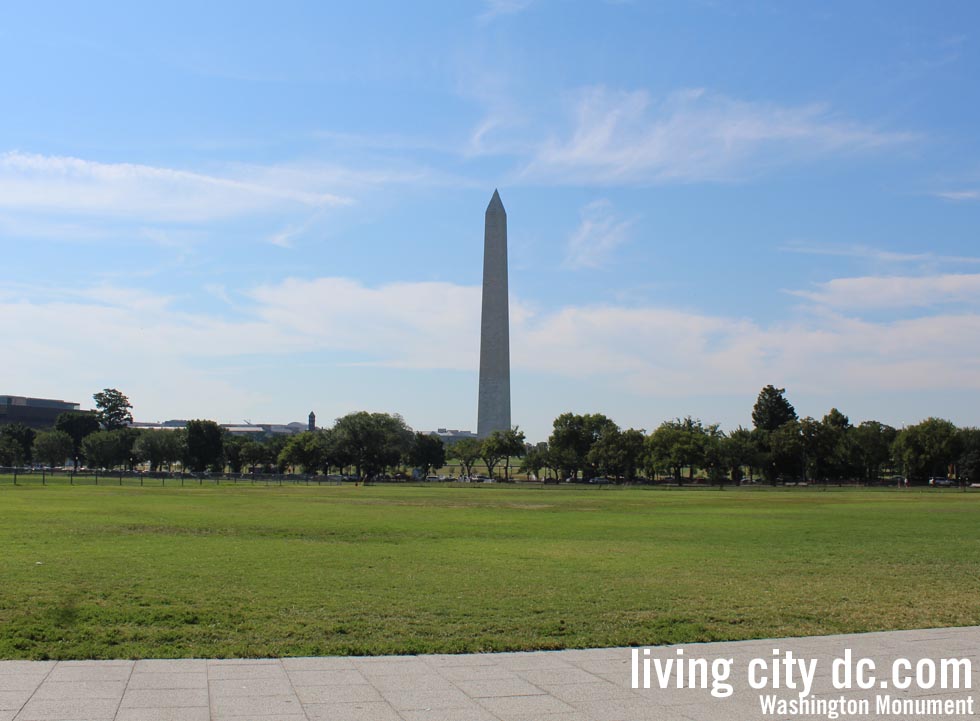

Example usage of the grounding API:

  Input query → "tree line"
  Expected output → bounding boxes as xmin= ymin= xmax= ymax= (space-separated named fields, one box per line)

xmin=1 ymin=386 xmax=978 ymax=485
xmin=0 ymin=389 xmax=519 ymax=480
xmin=518 ymin=386 xmax=979 ymax=485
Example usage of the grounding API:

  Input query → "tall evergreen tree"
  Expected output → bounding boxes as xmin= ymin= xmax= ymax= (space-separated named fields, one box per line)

xmin=751 ymin=385 xmax=797 ymax=432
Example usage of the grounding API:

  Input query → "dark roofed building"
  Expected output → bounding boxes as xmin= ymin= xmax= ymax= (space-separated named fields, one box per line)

xmin=0 ymin=395 xmax=83 ymax=429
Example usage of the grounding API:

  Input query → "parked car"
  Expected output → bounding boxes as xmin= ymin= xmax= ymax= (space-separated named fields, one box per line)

xmin=928 ymin=477 xmax=954 ymax=487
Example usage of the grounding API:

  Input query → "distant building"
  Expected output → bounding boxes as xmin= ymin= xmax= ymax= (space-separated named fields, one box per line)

xmin=0 ymin=395 xmax=82 ymax=429
xmin=266 ymin=423 xmax=301 ymax=435
xmin=426 ymin=428 xmax=479 ymax=445
xmin=223 ymin=422 xmax=305 ymax=438
xmin=127 ymin=420 xmax=306 ymax=438
xmin=127 ymin=422 xmax=182 ymax=432
xmin=221 ymin=425 xmax=267 ymax=438
xmin=128 ymin=420 xmax=189 ymax=432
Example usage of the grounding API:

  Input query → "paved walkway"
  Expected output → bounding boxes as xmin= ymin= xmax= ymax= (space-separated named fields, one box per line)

xmin=1 ymin=627 xmax=977 ymax=721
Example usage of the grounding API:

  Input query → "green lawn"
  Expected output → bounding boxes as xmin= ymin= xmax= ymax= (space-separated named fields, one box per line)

xmin=1 ymin=482 xmax=978 ymax=659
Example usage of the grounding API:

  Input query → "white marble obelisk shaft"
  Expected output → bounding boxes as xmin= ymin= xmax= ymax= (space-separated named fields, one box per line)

xmin=477 ymin=189 xmax=511 ymax=437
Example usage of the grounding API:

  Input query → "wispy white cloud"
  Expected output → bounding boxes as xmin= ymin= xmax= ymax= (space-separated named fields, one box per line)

xmin=563 ymin=199 xmax=635 ymax=269
xmin=204 ymin=284 xmax=234 ymax=306
xmin=0 ymin=151 xmax=351 ymax=223
xmin=468 ymin=116 xmax=508 ymax=156
xmin=787 ymin=273 xmax=980 ymax=310
xmin=780 ymin=240 xmax=980 ymax=265
xmin=265 ymin=206 xmax=332 ymax=249
xmin=312 ymin=129 xmax=458 ymax=156
xmin=0 ymin=213 xmax=112 ymax=241
xmin=934 ymin=189 xmax=980 ymax=201
xmin=242 ymin=160 xmax=448 ymax=192
xmin=453 ymin=58 xmax=531 ymax=159
xmin=518 ymin=87 xmax=914 ymax=184
xmin=478 ymin=0 xmax=532 ymax=22
xmin=267 ymin=229 xmax=297 ymax=249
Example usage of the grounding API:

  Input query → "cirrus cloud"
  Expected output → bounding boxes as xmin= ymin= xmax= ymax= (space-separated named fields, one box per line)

xmin=0 ymin=151 xmax=350 ymax=223
xmin=518 ymin=87 xmax=914 ymax=185
xmin=562 ymin=199 xmax=635 ymax=269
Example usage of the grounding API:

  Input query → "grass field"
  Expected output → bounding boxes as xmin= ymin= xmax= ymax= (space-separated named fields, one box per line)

xmin=1 ymin=482 xmax=978 ymax=660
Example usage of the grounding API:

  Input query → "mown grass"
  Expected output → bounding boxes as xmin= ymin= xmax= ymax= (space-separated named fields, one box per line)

xmin=1 ymin=482 xmax=978 ymax=659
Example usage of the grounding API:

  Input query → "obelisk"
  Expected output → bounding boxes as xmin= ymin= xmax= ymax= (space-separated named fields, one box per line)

xmin=477 ymin=189 xmax=511 ymax=437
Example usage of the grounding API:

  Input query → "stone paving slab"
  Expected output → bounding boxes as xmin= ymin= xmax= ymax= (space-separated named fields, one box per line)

xmin=0 ymin=627 xmax=977 ymax=720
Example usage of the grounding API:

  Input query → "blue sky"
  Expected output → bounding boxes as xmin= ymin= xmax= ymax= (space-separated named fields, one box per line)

xmin=3 ymin=1 xmax=979 ymax=441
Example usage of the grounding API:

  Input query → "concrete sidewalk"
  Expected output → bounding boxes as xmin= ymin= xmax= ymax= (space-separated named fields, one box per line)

xmin=1 ymin=627 xmax=977 ymax=721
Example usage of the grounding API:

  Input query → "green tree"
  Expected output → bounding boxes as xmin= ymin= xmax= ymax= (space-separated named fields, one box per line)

xmin=646 ymin=422 xmax=685 ymax=481
xmin=185 ymin=420 xmax=224 ymax=472
xmin=548 ymin=412 xmax=618 ymax=479
xmin=332 ymin=412 xmax=413 ymax=480
xmin=494 ymin=427 xmax=526 ymax=480
xmin=0 ymin=435 xmax=26 ymax=466
xmin=262 ymin=434 xmax=291 ymax=473
xmin=892 ymin=418 xmax=960 ymax=483
xmin=81 ymin=430 xmax=130 ymax=469
xmin=799 ymin=416 xmax=829 ymax=482
xmin=320 ymin=427 xmax=352 ymax=474
xmin=587 ymin=428 xmax=618 ymax=479
xmin=723 ymin=426 xmax=758 ymax=483
xmin=170 ymin=429 xmax=189 ymax=470
xmin=93 ymin=388 xmax=133 ymax=430
xmin=133 ymin=430 xmax=183 ymax=472
xmin=752 ymin=385 xmax=797 ymax=432
xmin=479 ymin=431 xmax=510 ymax=480
xmin=646 ymin=417 xmax=708 ymax=483
xmin=957 ymin=427 xmax=980 ymax=483
xmin=278 ymin=431 xmax=328 ymax=474
xmin=543 ymin=443 xmax=565 ymax=481
xmin=769 ymin=419 xmax=804 ymax=482
xmin=700 ymin=425 xmax=728 ymax=486
xmin=820 ymin=408 xmax=859 ymax=482
xmin=0 ymin=424 xmax=35 ymax=465
xmin=120 ymin=428 xmax=141 ymax=470
xmin=450 ymin=437 xmax=483 ymax=478
xmin=32 ymin=430 xmax=74 ymax=467
xmin=588 ymin=427 xmax=646 ymax=481
xmin=55 ymin=412 xmax=101 ymax=469
xmin=407 ymin=433 xmax=446 ymax=478
xmin=750 ymin=386 xmax=799 ymax=483
xmin=223 ymin=434 xmax=248 ymax=474
xmin=520 ymin=443 xmax=549 ymax=480
xmin=241 ymin=440 xmax=271 ymax=472
xmin=852 ymin=420 xmax=897 ymax=484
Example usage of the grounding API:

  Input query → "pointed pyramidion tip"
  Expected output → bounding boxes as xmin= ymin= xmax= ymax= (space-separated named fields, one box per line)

xmin=486 ymin=188 xmax=505 ymax=214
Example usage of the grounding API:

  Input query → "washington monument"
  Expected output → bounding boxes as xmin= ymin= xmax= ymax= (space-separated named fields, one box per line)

xmin=477 ymin=189 xmax=511 ymax=437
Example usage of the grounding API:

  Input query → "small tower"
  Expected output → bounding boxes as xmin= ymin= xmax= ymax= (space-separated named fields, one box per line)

xmin=308 ymin=411 xmax=316 ymax=432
